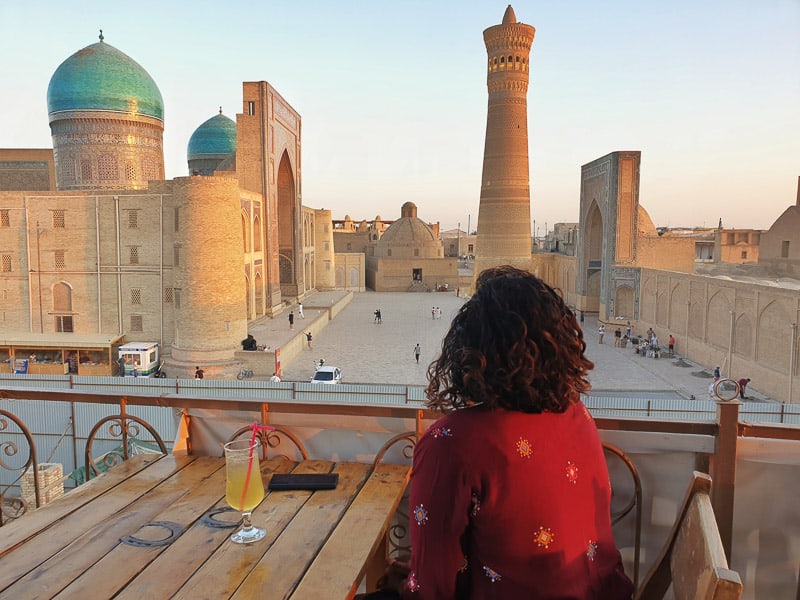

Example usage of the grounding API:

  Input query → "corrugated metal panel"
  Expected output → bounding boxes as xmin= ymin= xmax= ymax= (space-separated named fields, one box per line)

xmin=1 ymin=398 xmax=72 ymax=428
xmin=584 ymin=396 xmax=718 ymax=422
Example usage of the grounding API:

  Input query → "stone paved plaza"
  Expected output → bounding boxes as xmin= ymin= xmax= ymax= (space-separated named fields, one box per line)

xmin=259 ymin=290 xmax=771 ymax=403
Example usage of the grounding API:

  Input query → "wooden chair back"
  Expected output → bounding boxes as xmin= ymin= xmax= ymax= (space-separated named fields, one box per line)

xmin=636 ymin=471 xmax=742 ymax=600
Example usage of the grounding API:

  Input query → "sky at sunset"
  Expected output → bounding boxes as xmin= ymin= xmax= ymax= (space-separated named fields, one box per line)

xmin=1 ymin=0 xmax=798 ymax=233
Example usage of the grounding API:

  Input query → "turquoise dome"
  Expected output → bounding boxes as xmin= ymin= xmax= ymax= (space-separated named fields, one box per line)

xmin=187 ymin=112 xmax=237 ymax=160
xmin=47 ymin=39 xmax=164 ymax=121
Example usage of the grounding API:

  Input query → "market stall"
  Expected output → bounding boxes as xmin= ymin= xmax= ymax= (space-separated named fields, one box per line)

xmin=0 ymin=334 xmax=125 ymax=377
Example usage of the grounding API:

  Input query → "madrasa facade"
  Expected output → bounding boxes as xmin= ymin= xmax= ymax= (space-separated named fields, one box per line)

xmin=0 ymin=34 xmax=362 ymax=377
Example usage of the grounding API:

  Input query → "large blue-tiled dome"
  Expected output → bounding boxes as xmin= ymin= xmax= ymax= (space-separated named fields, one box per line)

xmin=47 ymin=37 xmax=164 ymax=121
xmin=187 ymin=111 xmax=237 ymax=161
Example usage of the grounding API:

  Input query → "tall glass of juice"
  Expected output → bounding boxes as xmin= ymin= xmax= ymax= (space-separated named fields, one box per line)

xmin=224 ymin=438 xmax=266 ymax=543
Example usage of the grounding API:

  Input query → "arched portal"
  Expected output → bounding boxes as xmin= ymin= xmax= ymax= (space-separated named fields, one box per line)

xmin=583 ymin=201 xmax=604 ymax=310
xmin=277 ymin=152 xmax=298 ymax=296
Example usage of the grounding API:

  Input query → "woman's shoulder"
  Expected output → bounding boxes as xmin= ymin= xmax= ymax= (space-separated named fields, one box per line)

xmin=426 ymin=401 xmax=592 ymax=433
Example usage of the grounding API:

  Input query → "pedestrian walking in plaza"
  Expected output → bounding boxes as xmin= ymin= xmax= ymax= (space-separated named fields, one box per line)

xmin=647 ymin=327 xmax=655 ymax=343
xmin=305 ymin=331 xmax=313 ymax=349
xmin=668 ymin=334 xmax=676 ymax=356
xmin=414 ymin=344 xmax=421 ymax=363
xmin=714 ymin=366 xmax=721 ymax=379
xmin=374 ymin=309 xmax=382 ymax=324
xmin=709 ymin=376 xmax=720 ymax=399
xmin=598 ymin=324 xmax=605 ymax=344
xmin=737 ymin=377 xmax=751 ymax=399
xmin=432 ymin=307 xmax=436 ymax=320
xmin=270 ymin=371 xmax=281 ymax=383
xmin=118 ymin=355 xmax=126 ymax=377
xmin=288 ymin=311 xmax=294 ymax=330
xmin=626 ymin=321 xmax=632 ymax=338
xmin=614 ymin=328 xmax=622 ymax=347
xmin=194 ymin=366 xmax=204 ymax=379
xmin=298 ymin=303 xmax=305 ymax=318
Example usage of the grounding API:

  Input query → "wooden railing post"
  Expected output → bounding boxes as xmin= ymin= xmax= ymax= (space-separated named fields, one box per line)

xmin=712 ymin=398 xmax=740 ymax=563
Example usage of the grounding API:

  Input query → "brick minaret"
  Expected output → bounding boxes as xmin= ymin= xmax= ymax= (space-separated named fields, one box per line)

xmin=474 ymin=5 xmax=535 ymax=278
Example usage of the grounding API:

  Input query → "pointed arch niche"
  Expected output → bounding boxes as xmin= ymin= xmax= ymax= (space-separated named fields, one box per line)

xmin=583 ymin=201 xmax=603 ymax=307
xmin=277 ymin=151 xmax=297 ymax=294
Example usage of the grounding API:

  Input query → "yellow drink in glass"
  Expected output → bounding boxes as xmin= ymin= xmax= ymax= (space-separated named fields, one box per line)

xmin=223 ymin=438 xmax=267 ymax=543
xmin=226 ymin=461 xmax=265 ymax=511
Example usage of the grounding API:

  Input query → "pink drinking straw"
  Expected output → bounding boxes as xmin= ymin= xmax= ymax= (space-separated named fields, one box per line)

xmin=240 ymin=421 xmax=276 ymax=510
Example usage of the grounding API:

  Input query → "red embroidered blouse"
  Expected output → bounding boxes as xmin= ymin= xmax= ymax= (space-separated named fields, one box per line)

xmin=403 ymin=402 xmax=634 ymax=599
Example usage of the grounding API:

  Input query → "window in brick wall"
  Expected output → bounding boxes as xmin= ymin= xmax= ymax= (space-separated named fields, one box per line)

xmin=52 ymin=209 xmax=65 ymax=228
xmin=141 ymin=157 xmax=158 ymax=182
xmin=54 ymin=250 xmax=65 ymax=270
xmin=131 ymin=288 xmax=142 ymax=304
xmin=61 ymin=157 xmax=75 ymax=182
xmin=98 ymin=153 xmax=118 ymax=180
xmin=163 ymin=287 xmax=174 ymax=303
xmin=129 ymin=246 xmax=140 ymax=265
xmin=1 ymin=255 xmax=11 ymax=273
xmin=782 ymin=241 xmax=790 ymax=258
xmin=53 ymin=282 xmax=72 ymax=312
xmin=130 ymin=315 xmax=143 ymax=332
xmin=128 ymin=209 xmax=139 ymax=229
xmin=248 ymin=101 xmax=255 ymax=116
xmin=174 ymin=245 xmax=180 ymax=267
xmin=174 ymin=288 xmax=181 ymax=309
xmin=55 ymin=315 xmax=74 ymax=332
xmin=81 ymin=160 xmax=92 ymax=181
xmin=125 ymin=163 xmax=136 ymax=181
xmin=741 ymin=250 xmax=748 ymax=260
xmin=1 ymin=210 xmax=9 ymax=227
xmin=174 ymin=207 xmax=180 ymax=232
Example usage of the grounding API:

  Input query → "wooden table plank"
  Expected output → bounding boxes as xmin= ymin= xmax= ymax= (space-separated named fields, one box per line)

xmin=230 ymin=462 xmax=373 ymax=600
xmin=0 ymin=453 xmax=166 ymax=557
xmin=293 ymin=463 xmax=410 ymax=598
xmin=171 ymin=460 xmax=340 ymax=600
xmin=52 ymin=456 xmax=232 ymax=599
xmin=1 ymin=454 xmax=211 ymax=598
xmin=114 ymin=458 xmax=297 ymax=600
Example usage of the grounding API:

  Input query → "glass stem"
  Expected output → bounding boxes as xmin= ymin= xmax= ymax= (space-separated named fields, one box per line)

xmin=241 ymin=511 xmax=253 ymax=530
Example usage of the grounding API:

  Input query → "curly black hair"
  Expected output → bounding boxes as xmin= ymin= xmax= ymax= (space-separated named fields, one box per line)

xmin=425 ymin=265 xmax=593 ymax=413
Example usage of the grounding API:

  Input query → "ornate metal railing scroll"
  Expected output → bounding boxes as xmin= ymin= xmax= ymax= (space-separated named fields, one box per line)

xmin=84 ymin=402 xmax=167 ymax=481
xmin=373 ymin=431 xmax=417 ymax=561
xmin=0 ymin=410 xmax=40 ymax=525
xmin=227 ymin=425 xmax=309 ymax=461
xmin=603 ymin=441 xmax=642 ymax=589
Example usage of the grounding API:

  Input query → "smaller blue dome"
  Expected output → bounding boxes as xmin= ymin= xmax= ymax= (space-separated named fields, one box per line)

xmin=187 ymin=111 xmax=237 ymax=161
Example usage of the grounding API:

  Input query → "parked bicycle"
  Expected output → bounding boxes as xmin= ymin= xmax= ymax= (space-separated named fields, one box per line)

xmin=237 ymin=367 xmax=253 ymax=380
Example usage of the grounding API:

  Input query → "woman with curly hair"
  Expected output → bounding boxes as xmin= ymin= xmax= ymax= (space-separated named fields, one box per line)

xmin=396 ymin=266 xmax=633 ymax=599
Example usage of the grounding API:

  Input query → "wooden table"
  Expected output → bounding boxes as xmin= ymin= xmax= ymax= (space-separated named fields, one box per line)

xmin=0 ymin=453 xmax=410 ymax=599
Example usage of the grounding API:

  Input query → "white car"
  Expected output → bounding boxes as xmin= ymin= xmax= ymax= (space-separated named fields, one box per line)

xmin=310 ymin=366 xmax=342 ymax=384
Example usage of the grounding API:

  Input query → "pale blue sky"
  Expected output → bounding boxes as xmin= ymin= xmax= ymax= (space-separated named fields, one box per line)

xmin=1 ymin=1 xmax=798 ymax=232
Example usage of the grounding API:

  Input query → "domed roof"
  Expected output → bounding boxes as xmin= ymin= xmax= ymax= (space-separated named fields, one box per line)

xmin=187 ymin=110 xmax=237 ymax=160
xmin=47 ymin=35 xmax=164 ymax=121
xmin=379 ymin=203 xmax=436 ymax=244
